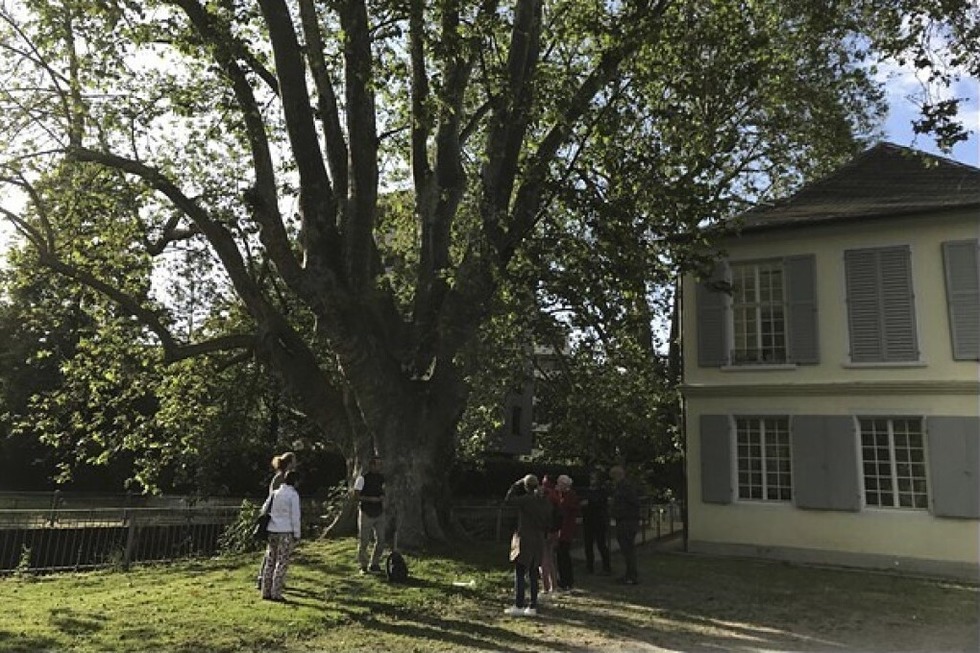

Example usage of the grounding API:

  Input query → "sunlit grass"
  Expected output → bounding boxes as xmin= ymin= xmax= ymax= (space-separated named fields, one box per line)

xmin=2 ymin=537 xmax=977 ymax=652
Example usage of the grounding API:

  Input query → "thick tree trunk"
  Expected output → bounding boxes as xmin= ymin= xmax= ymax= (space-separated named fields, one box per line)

xmin=366 ymin=370 xmax=465 ymax=551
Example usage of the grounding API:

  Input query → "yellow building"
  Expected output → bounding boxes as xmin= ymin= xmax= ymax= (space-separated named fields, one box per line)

xmin=681 ymin=143 xmax=980 ymax=579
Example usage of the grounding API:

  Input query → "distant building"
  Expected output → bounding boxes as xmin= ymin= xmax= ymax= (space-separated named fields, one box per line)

xmin=495 ymin=345 xmax=564 ymax=456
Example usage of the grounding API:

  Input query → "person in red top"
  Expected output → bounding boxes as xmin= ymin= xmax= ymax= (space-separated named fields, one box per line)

xmin=554 ymin=474 xmax=581 ymax=591
xmin=538 ymin=475 xmax=559 ymax=595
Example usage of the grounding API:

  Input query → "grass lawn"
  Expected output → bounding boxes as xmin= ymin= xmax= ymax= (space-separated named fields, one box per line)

xmin=1 ymin=536 xmax=977 ymax=652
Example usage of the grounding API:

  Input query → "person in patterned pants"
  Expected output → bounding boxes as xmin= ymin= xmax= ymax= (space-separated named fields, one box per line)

xmin=261 ymin=470 xmax=301 ymax=602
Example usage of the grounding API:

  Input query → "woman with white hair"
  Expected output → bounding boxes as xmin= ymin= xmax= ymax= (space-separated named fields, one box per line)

xmin=554 ymin=474 xmax=581 ymax=591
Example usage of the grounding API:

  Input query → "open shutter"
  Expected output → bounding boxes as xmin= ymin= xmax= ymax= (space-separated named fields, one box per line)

xmin=696 ymin=262 xmax=730 ymax=367
xmin=942 ymin=240 xmax=980 ymax=361
xmin=785 ymin=255 xmax=819 ymax=364
xmin=792 ymin=415 xmax=861 ymax=511
xmin=700 ymin=415 xmax=733 ymax=504
xmin=928 ymin=417 xmax=980 ymax=518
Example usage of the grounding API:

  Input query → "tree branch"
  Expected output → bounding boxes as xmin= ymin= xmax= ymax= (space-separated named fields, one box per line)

xmin=258 ymin=0 xmax=341 ymax=275
xmin=169 ymin=0 xmax=305 ymax=290
xmin=508 ymin=0 xmax=671 ymax=251
xmin=298 ymin=0 xmax=349 ymax=200
xmin=339 ymin=0 xmax=380 ymax=291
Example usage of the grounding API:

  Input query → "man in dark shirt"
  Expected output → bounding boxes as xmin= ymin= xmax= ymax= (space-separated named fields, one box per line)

xmin=610 ymin=465 xmax=641 ymax=585
xmin=353 ymin=456 xmax=385 ymax=573
xmin=581 ymin=469 xmax=612 ymax=575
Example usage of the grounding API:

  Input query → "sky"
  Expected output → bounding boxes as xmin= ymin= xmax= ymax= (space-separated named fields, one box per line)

xmin=877 ymin=62 xmax=979 ymax=167
xmin=0 ymin=63 xmax=978 ymax=261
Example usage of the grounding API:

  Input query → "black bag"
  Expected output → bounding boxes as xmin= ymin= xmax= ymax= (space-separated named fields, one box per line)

xmin=252 ymin=512 xmax=272 ymax=540
xmin=385 ymin=550 xmax=409 ymax=583
xmin=252 ymin=493 xmax=275 ymax=541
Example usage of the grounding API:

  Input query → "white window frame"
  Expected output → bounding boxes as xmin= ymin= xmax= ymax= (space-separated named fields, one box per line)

xmin=735 ymin=416 xmax=792 ymax=502
xmin=729 ymin=260 xmax=789 ymax=365
xmin=858 ymin=416 xmax=929 ymax=510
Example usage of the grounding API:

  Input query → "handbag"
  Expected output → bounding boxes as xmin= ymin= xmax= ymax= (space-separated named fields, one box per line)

xmin=252 ymin=493 xmax=275 ymax=540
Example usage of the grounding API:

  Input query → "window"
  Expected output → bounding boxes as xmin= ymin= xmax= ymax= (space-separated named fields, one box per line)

xmin=736 ymin=417 xmax=792 ymax=501
xmin=860 ymin=417 xmax=928 ymax=509
xmin=844 ymin=246 xmax=918 ymax=362
xmin=731 ymin=262 xmax=787 ymax=364
xmin=510 ymin=406 xmax=523 ymax=436
xmin=696 ymin=255 xmax=818 ymax=367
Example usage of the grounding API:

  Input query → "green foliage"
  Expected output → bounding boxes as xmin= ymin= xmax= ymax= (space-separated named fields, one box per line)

xmin=14 ymin=544 xmax=34 ymax=579
xmin=0 ymin=0 xmax=972 ymax=530
xmin=217 ymin=499 xmax=264 ymax=556
xmin=859 ymin=0 xmax=979 ymax=150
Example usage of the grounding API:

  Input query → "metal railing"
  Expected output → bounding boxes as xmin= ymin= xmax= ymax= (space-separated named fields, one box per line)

xmin=450 ymin=499 xmax=685 ymax=544
xmin=2 ymin=493 xmax=684 ymax=575
xmin=0 ymin=506 xmax=243 ymax=574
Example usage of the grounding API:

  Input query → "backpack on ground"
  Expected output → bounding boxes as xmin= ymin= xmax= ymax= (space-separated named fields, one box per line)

xmin=385 ymin=550 xmax=409 ymax=583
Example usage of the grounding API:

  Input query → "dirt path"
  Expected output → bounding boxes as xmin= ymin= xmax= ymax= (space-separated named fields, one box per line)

xmin=477 ymin=539 xmax=980 ymax=653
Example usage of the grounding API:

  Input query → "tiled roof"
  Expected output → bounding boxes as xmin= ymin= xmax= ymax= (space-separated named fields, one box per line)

xmin=736 ymin=142 xmax=980 ymax=232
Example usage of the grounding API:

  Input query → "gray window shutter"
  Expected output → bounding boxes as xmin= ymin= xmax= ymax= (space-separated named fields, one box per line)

xmin=845 ymin=247 xmax=918 ymax=362
xmin=792 ymin=415 xmax=861 ymax=511
xmin=700 ymin=415 xmax=733 ymax=504
xmin=785 ymin=255 xmax=819 ymax=364
xmin=696 ymin=262 xmax=730 ymax=367
xmin=942 ymin=240 xmax=980 ymax=361
xmin=928 ymin=417 xmax=980 ymax=518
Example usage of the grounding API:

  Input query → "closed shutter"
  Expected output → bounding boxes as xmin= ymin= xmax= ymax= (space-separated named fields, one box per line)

xmin=928 ymin=417 xmax=980 ymax=518
xmin=942 ymin=240 xmax=980 ymax=361
xmin=785 ymin=255 xmax=819 ymax=364
xmin=879 ymin=247 xmax=918 ymax=361
xmin=700 ymin=414 xmax=733 ymax=504
xmin=845 ymin=247 xmax=918 ymax=362
xmin=696 ymin=262 xmax=730 ymax=367
xmin=792 ymin=415 xmax=861 ymax=511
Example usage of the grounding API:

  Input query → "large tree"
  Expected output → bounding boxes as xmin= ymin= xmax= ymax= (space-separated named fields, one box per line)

xmin=3 ymin=0 xmax=964 ymax=547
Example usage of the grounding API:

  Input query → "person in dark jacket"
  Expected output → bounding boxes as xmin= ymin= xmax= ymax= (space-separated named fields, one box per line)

xmin=580 ymin=468 xmax=612 ymax=575
xmin=353 ymin=456 xmax=385 ymax=573
xmin=503 ymin=474 xmax=553 ymax=616
xmin=610 ymin=465 xmax=641 ymax=585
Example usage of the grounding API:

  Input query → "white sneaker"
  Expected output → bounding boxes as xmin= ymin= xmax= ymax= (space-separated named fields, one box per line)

xmin=523 ymin=607 xmax=537 ymax=616
xmin=504 ymin=606 xmax=525 ymax=616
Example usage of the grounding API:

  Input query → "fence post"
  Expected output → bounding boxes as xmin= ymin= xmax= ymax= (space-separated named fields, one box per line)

xmin=123 ymin=510 xmax=137 ymax=571
xmin=48 ymin=490 xmax=62 ymax=526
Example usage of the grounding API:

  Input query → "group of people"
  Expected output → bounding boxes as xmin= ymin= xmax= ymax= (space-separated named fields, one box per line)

xmin=256 ymin=452 xmax=388 ymax=602
xmin=503 ymin=465 xmax=641 ymax=616
xmin=255 ymin=450 xmax=641 ymax=615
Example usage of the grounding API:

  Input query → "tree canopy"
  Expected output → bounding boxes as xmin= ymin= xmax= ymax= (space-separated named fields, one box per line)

xmin=0 ymin=0 xmax=974 ymax=546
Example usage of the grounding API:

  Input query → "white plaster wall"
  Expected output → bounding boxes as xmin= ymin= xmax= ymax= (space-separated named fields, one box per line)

xmin=682 ymin=209 xmax=980 ymax=388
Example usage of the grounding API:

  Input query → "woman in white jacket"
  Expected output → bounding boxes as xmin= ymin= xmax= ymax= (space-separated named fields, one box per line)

xmin=260 ymin=470 xmax=301 ymax=602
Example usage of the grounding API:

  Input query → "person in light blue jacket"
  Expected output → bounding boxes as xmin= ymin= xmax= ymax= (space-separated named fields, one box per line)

xmin=260 ymin=470 xmax=301 ymax=602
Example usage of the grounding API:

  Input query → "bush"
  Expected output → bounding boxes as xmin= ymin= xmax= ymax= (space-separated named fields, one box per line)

xmin=217 ymin=499 xmax=264 ymax=555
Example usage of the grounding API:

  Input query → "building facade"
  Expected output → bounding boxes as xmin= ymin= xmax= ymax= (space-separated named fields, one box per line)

xmin=681 ymin=143 xmax=980 ymax=579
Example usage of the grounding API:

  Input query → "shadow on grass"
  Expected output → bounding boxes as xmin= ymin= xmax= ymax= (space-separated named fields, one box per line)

xmin=48 ymin=606 xmax=109 ymax=637
xmin=0 ymin=630 xmax=64 ymax=653
xmin=343 ymin=596 xmax=547 ymax=652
